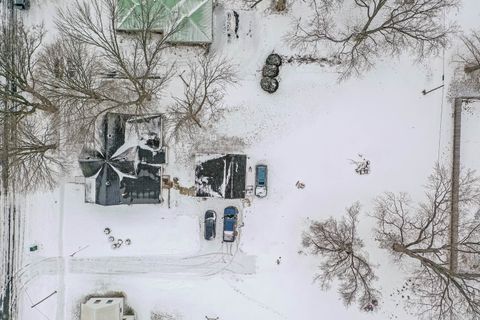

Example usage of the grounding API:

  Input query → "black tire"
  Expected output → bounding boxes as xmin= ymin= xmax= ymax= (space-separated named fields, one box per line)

xmin=262 ymin=64 xmax=279 ymax=78
xmin=260 ymin=77 xmax=279 ymax=93
xmin=266 ymin=53 xmax=282 ymax=66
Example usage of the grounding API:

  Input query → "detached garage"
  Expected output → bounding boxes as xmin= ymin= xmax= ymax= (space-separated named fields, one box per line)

xmin=81 ymin=297 xmax=134 ymax=320
xmin=195 ymin=154 xmax=247 ymax=199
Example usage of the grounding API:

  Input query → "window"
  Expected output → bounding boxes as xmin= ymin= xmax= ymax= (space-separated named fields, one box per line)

xmin=106 ymin=300 xmax=113 ymax=304
xmin=94 ymin=300 xmax=101 ymax=304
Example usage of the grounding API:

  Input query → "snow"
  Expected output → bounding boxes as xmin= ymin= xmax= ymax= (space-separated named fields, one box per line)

xmin=459 ymin=101 xmax=480 ymax=172
xmin=14 ymin=1 xmax=480 ymax=320
xmin=62 ymin=183 xmax=200 ymax=257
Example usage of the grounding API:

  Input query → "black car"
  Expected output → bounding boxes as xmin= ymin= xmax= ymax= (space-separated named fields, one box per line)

xmin=14 ymin=0 xmax=30 ymax=9
xmin=204 ymin=210 xmax=216 ymax=240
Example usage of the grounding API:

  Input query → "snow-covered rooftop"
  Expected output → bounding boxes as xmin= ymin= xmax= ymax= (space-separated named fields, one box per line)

xmin=117 ymin=0 xmax=213 ymax=44
xmin=79 ymin=113 xmax=165 ymax=206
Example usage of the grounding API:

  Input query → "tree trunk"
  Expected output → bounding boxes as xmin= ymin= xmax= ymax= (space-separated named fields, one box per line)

xmin=464 ymin=64 xmax=480 ymax=74
xmin=275 ymin=0 xmax=286 ymax=11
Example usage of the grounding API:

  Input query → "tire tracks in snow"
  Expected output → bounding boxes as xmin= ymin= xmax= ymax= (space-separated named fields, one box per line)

xmin=21 ymin=251 xmax=255 ymax=278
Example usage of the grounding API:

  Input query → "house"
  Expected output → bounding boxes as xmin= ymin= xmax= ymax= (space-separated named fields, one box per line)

xmin=80 ymin=297 xmax=135 ymax=320
xmin=79 ymin=113 xmax=166 ymax=206
xmin=195 ymin=154 xmax=247 ymax=199
xmin=116 ymin=0 xmax=213 ymax=44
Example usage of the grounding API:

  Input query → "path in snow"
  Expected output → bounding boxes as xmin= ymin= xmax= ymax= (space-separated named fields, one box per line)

xmin=21 ymin=249 xmax=255 ymax=283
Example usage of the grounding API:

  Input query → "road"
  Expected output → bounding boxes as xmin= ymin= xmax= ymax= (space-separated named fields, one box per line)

xmin=0 ymin=1 xmax=20 ymax=320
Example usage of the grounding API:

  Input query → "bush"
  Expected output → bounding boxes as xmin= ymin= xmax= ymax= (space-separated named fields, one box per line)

xmin=151 ymin=312 xmax=179 ymax=320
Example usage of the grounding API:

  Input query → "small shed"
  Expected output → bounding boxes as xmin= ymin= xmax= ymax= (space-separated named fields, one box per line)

xmin=81 ymin=297 xmax=135 ymax=320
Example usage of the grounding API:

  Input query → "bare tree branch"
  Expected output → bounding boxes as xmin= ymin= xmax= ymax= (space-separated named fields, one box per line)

xmin=165 ymin=54 xmax=238 ymax=142
xmin=458 ymin=30 xmax=480 ymax=74
xmin=0 ymin=0 xmax=184 ymax=191
xmin=5 ymin=115 xmax=65 ymax=192
xmin=0 ymin=22 xmax=57 ymax=115
xmin=287 ymin=0 xmax=458 ymax=80
xmin=303 ymin=202 xmax=380 ymax=310
xmin=46 ymin=0 xmax=180 ymax=144
xmin=373 ymin=164 xmax=480 ymax=319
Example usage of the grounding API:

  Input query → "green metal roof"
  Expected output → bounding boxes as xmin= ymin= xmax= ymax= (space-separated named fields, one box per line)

xmin=117 ymin=0 xmax=212 ymax=44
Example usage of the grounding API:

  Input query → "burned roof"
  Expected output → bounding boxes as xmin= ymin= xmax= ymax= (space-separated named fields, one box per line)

xmin=195 ymin=154 xmax=247 ymax=199
xmin=79 ymin=113 xmax=165 ymax=206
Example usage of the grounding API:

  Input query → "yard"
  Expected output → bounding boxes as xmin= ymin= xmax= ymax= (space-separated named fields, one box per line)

xmin=13 ymin=1 xmax=480 ymax=320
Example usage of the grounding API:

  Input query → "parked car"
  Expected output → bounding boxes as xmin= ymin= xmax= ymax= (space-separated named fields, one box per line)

xmin=255 ymin=164 xmax=268 ymax=198
xmin=14 ymin=0 xmax=30 ymax=9
xmin=223 ymin=206 xmax=238 ymax=242
xmin=204 ymin=210 xmax=216 ymax=240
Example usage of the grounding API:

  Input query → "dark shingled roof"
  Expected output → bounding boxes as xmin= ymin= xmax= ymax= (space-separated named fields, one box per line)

xmin=195 ymin=154 xmax=247 ymax=199
xmin=79 ymin=113 xmax=165 ymax=206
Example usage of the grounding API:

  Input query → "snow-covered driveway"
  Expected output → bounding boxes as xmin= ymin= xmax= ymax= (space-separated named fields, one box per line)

xmin=24 ymin=249 xmax=254 ymax=280
xmin=69 ymin=250 xmax=254 ymax=275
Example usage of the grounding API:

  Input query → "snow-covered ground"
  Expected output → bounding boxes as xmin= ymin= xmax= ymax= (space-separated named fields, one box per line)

xmin=15 ymin=1 xmax=480 ymax=320
xmin=460 ymin=101 xmax=480 ymax=171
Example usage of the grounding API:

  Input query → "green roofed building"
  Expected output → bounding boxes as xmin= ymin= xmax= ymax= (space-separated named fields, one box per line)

xmin=117 ymin=0 xmax=212 ymax=44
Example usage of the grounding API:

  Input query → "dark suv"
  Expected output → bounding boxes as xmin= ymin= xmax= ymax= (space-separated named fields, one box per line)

xmin=14 ymin=0 xmax=30 ymax=9
xmin=204 ymin=210 xmax=216 ymax=240
xmin=223 ymin=206 xmax=238 ymax=242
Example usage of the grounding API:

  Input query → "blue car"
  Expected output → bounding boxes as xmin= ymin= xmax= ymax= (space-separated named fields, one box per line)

xmin=223 ymin=206 xmax=239 ymax=242
xmin=255 ymin=164 xmax=268 ymax=198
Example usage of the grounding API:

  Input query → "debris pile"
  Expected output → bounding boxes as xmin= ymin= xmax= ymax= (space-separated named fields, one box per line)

xmin=349 ymin=154 xmax=371 ymax=175
xmin=104 ymin=227 xmax=132 ymax=250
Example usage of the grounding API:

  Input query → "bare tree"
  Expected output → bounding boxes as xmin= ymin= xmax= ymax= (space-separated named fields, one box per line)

xmin=302 ymin=202 xmax=380 ymax=310
xmin=0 ymin=0 xmax=184 ymax=191
xmin=44 ymin=0 xmax=181 ymax=143
xmin=0 ymin=18 xmax=64 ymax=192
xmin=0 ymin=0 xmax=186 ymax=191
xmin=458 ymin=30 xmax=480 ymax=74
xmin=165 ymin=55 xmax=238 ymax=142
xmin=4 ymin=115 xmax=64 ymax=192
xmin=0 ymin=22 xmax=57 ymax=116
xmin=287 ymin=0 xmax=458 ymax=79
xmin=373 ymin=165 xmax=480 ymax=320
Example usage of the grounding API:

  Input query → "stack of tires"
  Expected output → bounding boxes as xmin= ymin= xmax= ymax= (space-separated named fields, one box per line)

xmin=261 ymin=53 xmax=282 ymax=94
